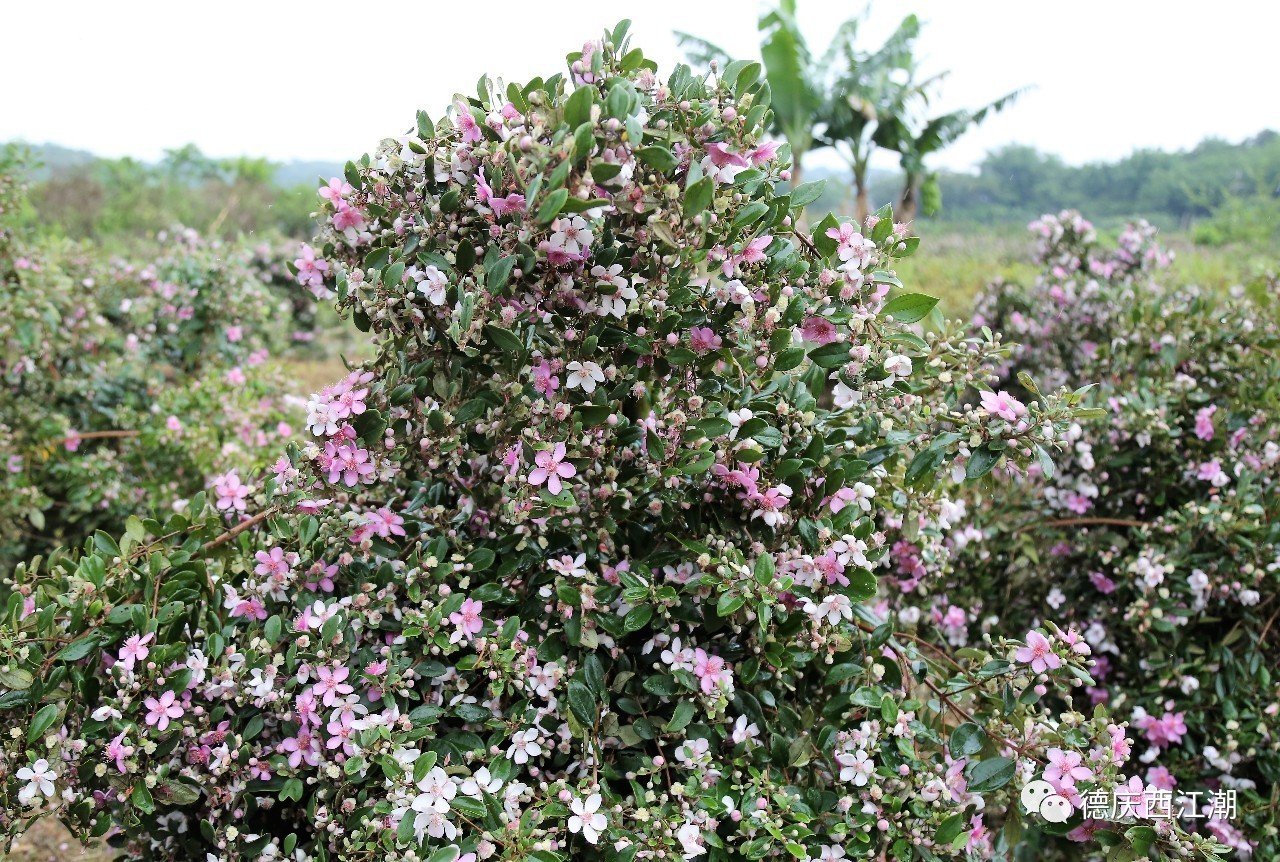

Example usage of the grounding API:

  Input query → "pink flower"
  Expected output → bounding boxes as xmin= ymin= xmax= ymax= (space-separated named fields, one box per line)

xmin=105 ymin=731 xmax=132 ymax=773
xmin=280 ymin=730 xmax=322 ymax=768
xmin=449 ymin=598 xmax=485 ymax=642
xmin=531 ymin=361 xmax=560 ymax=396
xmin=313 ymin=665 xmax=354 ymax=707
xmin=254 ymin=547 xmax=292 ymax=578
xmin=332 ymin=203 xmax=366 ymax=233
xmin=117 ymin=632 xmax=154 ymax=671
xmin=1135 ymin=711 xmax=1187 ymax=748
xmin=748 ymin=140 xmax=782 ymax=165
xmin=143 ymin=691 xmax=184 ymax=732
xmin=304 ymin=561 xmax=337 ymax=593
xmin=318 ymin=177 xmax=353 ymax=204
xmin=366 ymin=507 xmax=406 ymax=539
xmin=1196 ymin=459 xmax=1224 ymax=483
xmin=738 ymin=234 xmax=772 ymax=266
xmin=528 ymin=443 xmax=576 ymax=495
xmin=689 ymin=326 xmax=723 ymax=354
xmin=324 ymin=442 xmax=376 ymax=487
xmin=294 ymin=243 xmax=330 ymax=289
xmin=980 ymin=390 xmax=1027 ymax=422
xmin=704 ymin=142 xmax=749 ymax=169
xmin=455 ymin=100 xmax=483 ymax=143
xmin=693 ymin=648 xmax=733 ymax=693
xmin=1194 ymin=404 xmax=1216 ymax=441
xmin=1044 ymin=748 xmax=1093 ymax=788
xmin=1014 ymin=630 xmax=1061 ymax=674
xmin=802 ymin=315 xmax=838 ymax=345
xmin=213 ymin=472 xmax=250 ymax=512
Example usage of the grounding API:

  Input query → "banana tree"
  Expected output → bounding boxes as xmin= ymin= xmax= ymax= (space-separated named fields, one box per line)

xmin=676 ymin=0 xmax=844 ymax=189
xmin=815 ymin=14 xmax=923 ymax=222
xmin=875 ymin=90 xmax=1024 ymax=223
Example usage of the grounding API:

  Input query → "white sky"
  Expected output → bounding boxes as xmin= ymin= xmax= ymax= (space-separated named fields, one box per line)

xmin=4 ymin=0 xmax=1277 ymax=174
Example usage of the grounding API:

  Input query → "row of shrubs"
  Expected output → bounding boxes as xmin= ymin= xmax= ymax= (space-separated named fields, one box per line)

xmin=1 ymin=148 xmax=323 ymax=569
xmin=0 ymin=27 xmax=1274 ymax=862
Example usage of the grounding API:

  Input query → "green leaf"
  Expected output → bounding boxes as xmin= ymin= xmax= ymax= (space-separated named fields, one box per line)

xmin=564 ymin=84 xmax=596 ymax=128
xmin=684 ymin=177 xmax=714 ymax=218
xmin=56 ymin=634 xmax=99 ymax=663
xmin=665 ymin=700 xmax=696 ymax=733
xmin=416 ymin=110 xmax=433 ymax=138
xmin=807 ymin=342 xmax=849 ymax=369
xmin=754 ymin=553 xmax=775 ymax=585
xmin=936 ymin=813 xmax=966 ymax=845
xmin=567 ymin=681 xmax=597 ymax=726
xmin=133 ymin=782 xmax=155 ymax=814
xmin=752 ymin=425 xmax=783 ymax=448
xmin=880 ymin=293 xmax=939 ymax=324
xmin=716 ymin=592 xmax=745 ymax=617
xmin=484 ymin=324 xmax=524 ymax=355
xmin=966 ymin=756 xmax=1015 ymax=792
xmin=0 ymin=668 xmax=33 ymax=690
xmin=486 ymin=255 xmax=517 ymax=293
xmin=966 ymin=444 xmax=1002 ymax=480
xmin=28 ymin=703 xmax=59 ymax=742
xmin=950 ymin=722 xmax=986 ymax=757
xmin=537 ymin=189 xmax=570 ymax=224
xmin=93 ymin=531 xmax=120 ymax=557
xmin=637 ymin=146 xmax=679 ymax=172
xmin=847 ymin=570 xmax=877 ymax=601
xmin=624 ymin=604 xmax=653 ymax=632
xmin=789 ymin=180 xmax=825 ymax=209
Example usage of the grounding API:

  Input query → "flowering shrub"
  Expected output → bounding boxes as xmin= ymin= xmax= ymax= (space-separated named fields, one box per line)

xmin=0 ymin=172 xmax=305 ymax=567
xmin=920 ymin=213 xmax=1277 ymax=856
xmin=0 ymin=31 xmax=1236 ymax=862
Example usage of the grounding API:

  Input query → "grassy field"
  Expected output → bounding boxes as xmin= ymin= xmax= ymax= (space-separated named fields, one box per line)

xmin=894 ymin=224 xmax=1272 ymax=317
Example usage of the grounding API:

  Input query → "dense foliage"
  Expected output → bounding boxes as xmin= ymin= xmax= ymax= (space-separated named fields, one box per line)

xmin=944 ymin=212 xmax=1279 ymax=857
xmin=0 ymin=149 xmax=311 ymax=568
xmin=0 ymin=27 xmax=1260 ymax=862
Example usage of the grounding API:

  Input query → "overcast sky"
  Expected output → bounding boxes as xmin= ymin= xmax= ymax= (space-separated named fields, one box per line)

xmin=4 ymin=0 xmax=1277 ymax=174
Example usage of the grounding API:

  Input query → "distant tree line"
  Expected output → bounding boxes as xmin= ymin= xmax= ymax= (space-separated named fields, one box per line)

xmin=921 ymin=131 xmax=1280 ymax=233
xmin=7 ymin=143 xmax=323 ymax=244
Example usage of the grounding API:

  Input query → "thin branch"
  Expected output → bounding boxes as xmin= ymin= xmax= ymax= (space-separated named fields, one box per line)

xmin=204 ymin=508 xmax=275 ymax=551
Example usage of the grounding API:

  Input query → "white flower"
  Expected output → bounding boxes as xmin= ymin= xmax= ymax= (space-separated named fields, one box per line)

xmin=591 ymin=263 xmax=627 ymax=291
xmin=883 ymin=354 xmax=912 ymax=378
xmin=305 ymin=397 xmax=340 ymax=437
xmin=548 ymin=553 xmax=588 ymax=579
xmin=412 ymin=766 xmax=457 ymax=814
xmin=803 ymin=593 xmax=854 ymax=626
xmin=566 ymin=361 xmax=605 ymax=393
xmin=677 ymin=822 xmax=707 ymax=859
xmin=549 ymin=216 xmax=594 ymax=256
xmin=459 ymin=766 xmax=502 ymax=797
xmin=836 ymin=748 xmax=875 ymax=786
xmin=247 ymin=667 xmax=275 ymax=699
xmin=416 ymin=265 xmax=449 ymax=305
xmin=506 ymin=727 xmax=542 ymax=764
xmin=17 ymin=759 xmax=57 ymax=806
xmin=91 ymin=705 xmax=123 ymax=722
xmin=726 ymin=408 xmax=753 ymax=438
xmin=832 ymin=380 xmax=862 ymax=409
xmin=731 ymin=714 xmax=759 ymax=745
xmin=568 ymin=793 xmax=607 ymax=844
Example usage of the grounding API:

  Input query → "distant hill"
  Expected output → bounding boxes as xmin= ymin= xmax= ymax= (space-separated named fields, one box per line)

xmin=6 ymin=141 xmax=342 ymax=190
